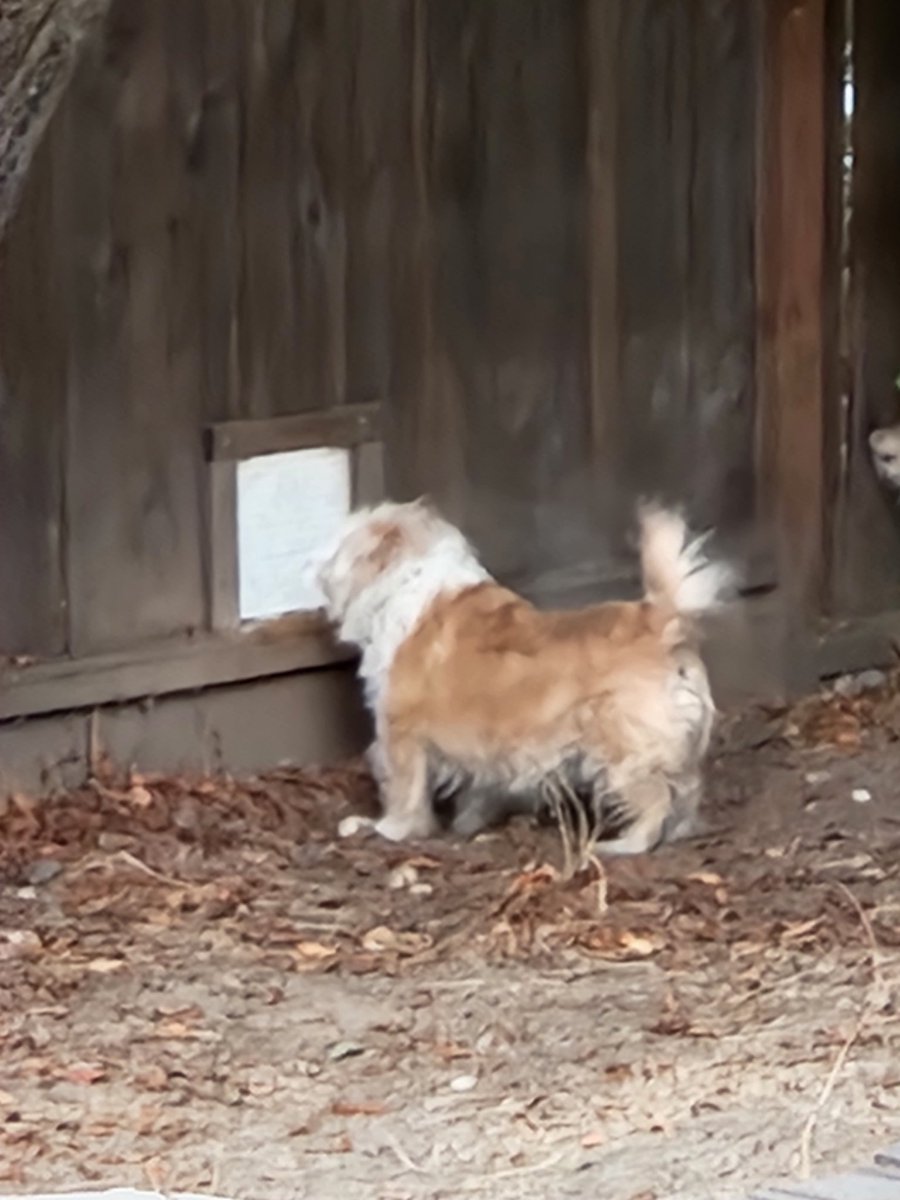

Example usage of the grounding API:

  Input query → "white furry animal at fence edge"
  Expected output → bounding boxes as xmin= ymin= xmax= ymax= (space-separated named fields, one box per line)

xmin=317 ymin=499 xmax=733 ymax=853
xmin=869 ymin=424 xmax=900 ymax=492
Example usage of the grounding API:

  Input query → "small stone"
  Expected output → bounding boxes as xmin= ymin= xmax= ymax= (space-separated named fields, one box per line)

xmin=449 ymin=1074 xmax=478 ymax=1093
xmin=387 ymin=864 xmax=419 ymax=890
xmin=338 ymin=815 xmax=375 ymax=839
xmin=833 ymin=669 xmax=887 ymax=697
xmin=804 ymin=770 xmax=830 ymax=786
xmin=851 ymin=788 xmax=872 ymax=804
xmin=409 ymin=882 xmax=434 ymax=898
xmin=25 ymin=859 xmax=62 ymax=886
xmin=0 ymin=930 xmax=42 ymax=960
xmin=326 ymin=1041 xmax=365 ymax=1062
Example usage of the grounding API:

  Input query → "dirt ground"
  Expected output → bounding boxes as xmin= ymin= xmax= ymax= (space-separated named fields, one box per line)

xmin=1 ymin=677 xmax=900 ymax=1200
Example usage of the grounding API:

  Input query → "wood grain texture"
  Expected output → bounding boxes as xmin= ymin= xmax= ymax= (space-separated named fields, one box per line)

xmin=829 ymin=0 xmax=900 ymax=616
xmin=207 ymin=402 xmax=381 ymax=461
xmin=0 ymin=136 xmax=67 ymax=657
xmin=0 ymin=613 xmax=349 ymax=720
xmin=0 ymin=0 xmax=827 ymax=710
xmin=756 ymin=0 xmax=827 ymax=619
xmin=58 ymin=0 xmax=207 ymax=654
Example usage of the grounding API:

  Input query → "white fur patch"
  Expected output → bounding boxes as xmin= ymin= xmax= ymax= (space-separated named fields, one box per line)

xmin=870 ymin=425 xmax=900 ymax=492
xmin=319 ymin=502 xmax=490 ymax=709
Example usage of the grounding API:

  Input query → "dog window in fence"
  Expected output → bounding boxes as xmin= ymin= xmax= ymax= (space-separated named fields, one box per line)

xmin=205 ymin=402 xmax=384 ymax=631
xmin=236 ymin=445 xmax=351 ymax=620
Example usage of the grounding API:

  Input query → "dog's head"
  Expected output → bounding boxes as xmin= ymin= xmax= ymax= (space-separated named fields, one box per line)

xmin=870 ymin=424 xmax=900 ymax=492
xmin=317 ymin=499 xmax=475 ymax=636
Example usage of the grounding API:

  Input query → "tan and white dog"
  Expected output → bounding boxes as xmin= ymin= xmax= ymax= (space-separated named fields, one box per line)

xmin=318 ymin=500 xmax=731 ymax=854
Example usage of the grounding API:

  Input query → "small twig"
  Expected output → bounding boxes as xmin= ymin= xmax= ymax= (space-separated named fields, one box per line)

xmin=799 ymin=1023 xmax=858 ymax=1179
xmin=460 ymin=1150 xmax=566 ymax=1187
xmin=586 ymin=853 xmax=608 ymax=915
xmin=112 ymin=849 xmax=187 ymax=889
xmin=384 ymin=1134 xmax=430 ymax=1174
xmin=798 ymin=879 xmax=884 ymax=1177
xmin=69 ymin=849 xmax=184 ymax=890
xmin=834 ymin=879 xmax=882 ymax=986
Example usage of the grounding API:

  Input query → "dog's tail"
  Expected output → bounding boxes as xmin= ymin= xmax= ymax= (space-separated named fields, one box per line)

xmin=638 ymin=504 xmax=733 ymax=641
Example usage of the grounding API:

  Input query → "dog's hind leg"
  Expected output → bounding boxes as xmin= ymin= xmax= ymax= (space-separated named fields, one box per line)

xmin=594 ymin=774 xmax=671 ymax=857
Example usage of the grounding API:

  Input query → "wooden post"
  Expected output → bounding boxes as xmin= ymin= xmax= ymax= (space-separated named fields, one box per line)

xmin=756 ymin=0 xmax=828 ymax=688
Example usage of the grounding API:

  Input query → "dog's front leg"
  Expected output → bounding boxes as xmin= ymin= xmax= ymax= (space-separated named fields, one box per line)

xmin=375 ymin=736 xmax=436 ymax=841
xmin=661 ymin=772 xmax=707 ymax=843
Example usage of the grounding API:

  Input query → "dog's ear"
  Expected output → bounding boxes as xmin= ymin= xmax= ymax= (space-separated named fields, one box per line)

xmin=409 ymin=494 xmax=434 ymax=516
xmin=364 ymin=519 xmax=410 ymax=574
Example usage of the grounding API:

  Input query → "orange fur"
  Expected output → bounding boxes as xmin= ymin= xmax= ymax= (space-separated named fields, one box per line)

xmin=379 ymin=586 xmax=712 ymax=845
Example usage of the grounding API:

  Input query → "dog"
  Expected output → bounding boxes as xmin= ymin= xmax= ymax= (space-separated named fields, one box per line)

xmin=869 ymin=425 xmax=900 ymax=492
xmin=318 ymin=500 xmax=731 ymax=853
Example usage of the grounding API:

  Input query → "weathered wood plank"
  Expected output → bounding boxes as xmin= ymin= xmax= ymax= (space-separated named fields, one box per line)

xmin=343 ymin=0 xmax=410 ymax=411
xmin=583 ymin=0 xmax=621 ymax=503
xmin=420 ymin=0 xmax=589 ymax=586
xmin=755 ymin=0 xmax=827 ymax=688
xmin=352 ymin=440 xmax=386 ymax=508
xmin=0 ymin=666 xmax=368 ymax=795
xmin=236 ymin=0 xmax=353 ymax=418
xmin=207 ymin=402 xmax=382 ymax=461
xmin=165 ymin=0 xmax=243 ymax=428
xmin=686 ymin=0 xmax=763 ymax=572
xmin=384 ymin=0 xmax=434 ymax=505
xmin=829 ymin=0 xmax=900 ymax=617
xmin=615 ymin=0 xmax=692 ymax=519
xmin=59 ymin=0 xmax=207 ymax=653
xmin=0 ymin=134 xmax=67 ymax=657
xmin=0 ymin=614 xmax=351 ymax=721
xmin=208 ymin=460 xmax=239 ymax=632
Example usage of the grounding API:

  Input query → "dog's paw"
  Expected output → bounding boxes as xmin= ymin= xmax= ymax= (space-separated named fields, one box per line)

xmin=663 ymin=813 xmax=710 ymax=844
xmin=374 ymin=813 xmax=434 ymax=842
xmin=337 ymin=814 xmax=377 ymax=839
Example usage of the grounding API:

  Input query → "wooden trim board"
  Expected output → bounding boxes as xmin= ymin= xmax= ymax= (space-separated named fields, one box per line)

xmin=0 ymin=614 xmax=353 ymax=721
xmin=208 ymin=459 xmax=240 ymax=631
xmin=206 ymin=401 xmax=381 ymax=462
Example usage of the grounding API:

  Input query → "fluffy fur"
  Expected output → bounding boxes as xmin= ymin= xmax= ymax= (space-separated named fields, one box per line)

xmin=318 ymin=500 xmax=731 ymax=852
xmin=869 ymin=425 xmax=900 ymax=492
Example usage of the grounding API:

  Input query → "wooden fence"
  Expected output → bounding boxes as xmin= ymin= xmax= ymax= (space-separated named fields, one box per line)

xmin=0 ymin=0 xmax=895 ymax=755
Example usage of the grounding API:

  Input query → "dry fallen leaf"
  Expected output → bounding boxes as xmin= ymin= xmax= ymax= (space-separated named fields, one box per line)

xmin=128 ymin=785 xmax=154 ymax=809
xmin=294 ymin=940 xmax=338 ymax=961
xmin=134 ymin=1064 xmax=169 ymax=1091
xmin=581 ymin=1129 xmax=606 ymax=1149
xmin=779 ymin=917 xmax=823 ymax=943
xmin=400 ymin=854 xmax=442 ymax=871
xmin=687 ymin=871 xmax=724 ymax=888
xmin=331 ymin=1099 xmax=389 ymax=1117
xmin=62 ymin=1063 xmax=107 ymax=1085
xmin=361 ymin=925 xmax=431 ymax=955
xmin=153 ymin=1020 xmax=201 ymax=1040
xmin=143 ymin=1156 xmax=170 ymax=1190
xmin=86 ymin=957 xmax=126 ymax=974
xmin=432 ymin=1041 xmax=472 ymax=1063
xmin=582 ymin=927 xmax=662 ymax=961
xmin=0 ymin=929 xmax=42 ymax=961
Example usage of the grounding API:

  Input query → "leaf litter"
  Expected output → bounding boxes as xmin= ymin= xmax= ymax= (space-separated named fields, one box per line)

xmin=1 ymin=680 xmax=900 ymax=1198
